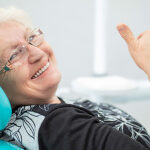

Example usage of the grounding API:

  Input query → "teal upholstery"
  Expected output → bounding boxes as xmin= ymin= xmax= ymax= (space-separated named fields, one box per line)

xmin=0 ymin=87 xmax=23 ymax=150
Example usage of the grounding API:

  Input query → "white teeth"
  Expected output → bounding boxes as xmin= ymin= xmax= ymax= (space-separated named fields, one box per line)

xmin=32 ymin=61 xmax=50 ymax=79
xmin=46 ymin=62 xmax=50 ymax=67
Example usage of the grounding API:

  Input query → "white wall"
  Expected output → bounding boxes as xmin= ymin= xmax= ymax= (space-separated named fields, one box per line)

xmin=0 ymin=0 xmax=150 ymax=88
xmin=106 ymin=0 xmax=150 ymax=80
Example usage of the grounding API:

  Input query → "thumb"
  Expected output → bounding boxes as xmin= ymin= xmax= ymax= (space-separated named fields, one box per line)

xmin=117 ymin=24 xmax=135 ymax=46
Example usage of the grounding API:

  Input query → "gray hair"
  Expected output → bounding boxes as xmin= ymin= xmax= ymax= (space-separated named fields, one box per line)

xmin=0 ymin=7 xmax=33 ymax=28
xmin=0 ymin=7 xmax=33 ymax=85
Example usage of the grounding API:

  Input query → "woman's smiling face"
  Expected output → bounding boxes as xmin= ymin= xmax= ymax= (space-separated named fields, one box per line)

xmin=0 ymin=21 xmax=61 ymax=107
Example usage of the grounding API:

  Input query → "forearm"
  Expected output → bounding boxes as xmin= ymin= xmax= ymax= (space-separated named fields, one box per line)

xmin=38 ymin=104 xmax=149 ymax=150
xmin=94 ymin=124 xmax=148 ymax=150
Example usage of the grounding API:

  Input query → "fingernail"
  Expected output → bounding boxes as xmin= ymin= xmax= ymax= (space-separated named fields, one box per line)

xmin=117 ymin=24 xmax=125 ymax=32
xmin=118 ymin=26 xmax=124 ymax=32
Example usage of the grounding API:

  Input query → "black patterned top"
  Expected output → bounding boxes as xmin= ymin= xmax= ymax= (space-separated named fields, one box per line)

xmin=0 ymin=97 xmax=149 ymax=150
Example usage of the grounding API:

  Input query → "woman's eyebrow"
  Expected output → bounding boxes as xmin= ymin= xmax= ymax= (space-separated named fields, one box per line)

xmin=25 ymin=28 xmax=32 ymax=39
xmin=10 ymin=42 xmax=21 ymax=49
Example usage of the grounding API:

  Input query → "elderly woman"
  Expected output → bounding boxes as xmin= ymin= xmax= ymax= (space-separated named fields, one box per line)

xmin=0 ymin=7 xmax=150 ymax=150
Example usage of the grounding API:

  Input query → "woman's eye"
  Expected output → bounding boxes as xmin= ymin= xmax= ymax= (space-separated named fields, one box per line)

xmin=28 ymin=35 xmax=36 ymax=43
xmin=9 ymin=46 xmax=26 ymax=61
xmin=9 ymin=52 xmax=18 ymax=61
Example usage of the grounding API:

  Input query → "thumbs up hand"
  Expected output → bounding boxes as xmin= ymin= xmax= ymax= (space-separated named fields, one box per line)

xmin=117 ymin=24 xmax=150 ymax=80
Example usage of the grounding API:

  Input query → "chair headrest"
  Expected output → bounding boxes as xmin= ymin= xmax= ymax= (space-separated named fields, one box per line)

xmin=0 ymin=87 xmax=12 ymax=130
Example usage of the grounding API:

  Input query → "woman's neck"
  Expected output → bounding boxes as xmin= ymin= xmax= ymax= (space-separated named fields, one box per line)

xmin=48 ymin=96 xmax=61 ymax=104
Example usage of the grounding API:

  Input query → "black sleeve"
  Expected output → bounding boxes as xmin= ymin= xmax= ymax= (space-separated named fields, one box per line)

xmin=38 ymin=105 xmax=149 ymax=150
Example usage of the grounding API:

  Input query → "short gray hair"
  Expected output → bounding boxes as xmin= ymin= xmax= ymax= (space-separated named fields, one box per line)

xmin=0 ymin=6 xmax=33 ymax=28
xmin=0 ymin=7 xmax=33 ymax=85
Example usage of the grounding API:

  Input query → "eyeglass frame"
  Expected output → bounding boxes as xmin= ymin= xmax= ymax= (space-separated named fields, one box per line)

xmin=0 ymin=28 xmax=44 ymax=74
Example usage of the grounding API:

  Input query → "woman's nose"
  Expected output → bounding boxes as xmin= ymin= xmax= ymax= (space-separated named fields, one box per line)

xmin=27 ymin=44 xmax=45 ymax=64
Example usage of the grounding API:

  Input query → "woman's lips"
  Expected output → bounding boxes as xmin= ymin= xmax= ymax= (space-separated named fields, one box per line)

xmin=31 ymin=61 xmax=50 ymax=80
xmin=31 ymin=62 xmax=50 ymax=79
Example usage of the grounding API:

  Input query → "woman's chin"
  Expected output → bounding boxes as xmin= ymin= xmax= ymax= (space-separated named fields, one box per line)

xmin=37 ymin=70 xmax=61 ymax=91
xmin=46 ymin=73 xmax=61 ymax=89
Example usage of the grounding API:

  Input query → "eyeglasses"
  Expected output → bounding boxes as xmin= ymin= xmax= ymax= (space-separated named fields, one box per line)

xmin=0 ymin=28 xmax=44 ymax=74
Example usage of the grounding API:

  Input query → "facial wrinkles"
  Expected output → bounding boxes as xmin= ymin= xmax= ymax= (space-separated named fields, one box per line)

xmin=0 ymin=44 xmax=28 ymax=86
xmin=0 ymin=25 xmax=27 ymax=63
xmin=16 ymin=81 xmax=45 ymax=103
xmin=0 ymin=42 xmax=22 ymax=70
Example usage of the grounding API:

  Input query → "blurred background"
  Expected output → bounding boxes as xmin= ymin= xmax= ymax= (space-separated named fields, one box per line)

xmin=0 ymin=0 xmax=150 ymax=132
xmin=1 ymin=0 xmax=150 ymax=87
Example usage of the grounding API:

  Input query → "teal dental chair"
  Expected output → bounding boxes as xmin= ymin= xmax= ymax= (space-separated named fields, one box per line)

xmin=0 ymin=87 xmax=23 ymax=150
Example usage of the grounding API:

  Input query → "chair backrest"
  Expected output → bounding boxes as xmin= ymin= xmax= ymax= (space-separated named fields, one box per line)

xmin=0 ymin=87 xmax=23 ymax=150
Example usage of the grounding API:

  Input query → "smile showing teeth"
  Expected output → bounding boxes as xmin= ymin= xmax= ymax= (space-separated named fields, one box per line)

xmin=32 ymin=62 xmax=50 ymax=79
